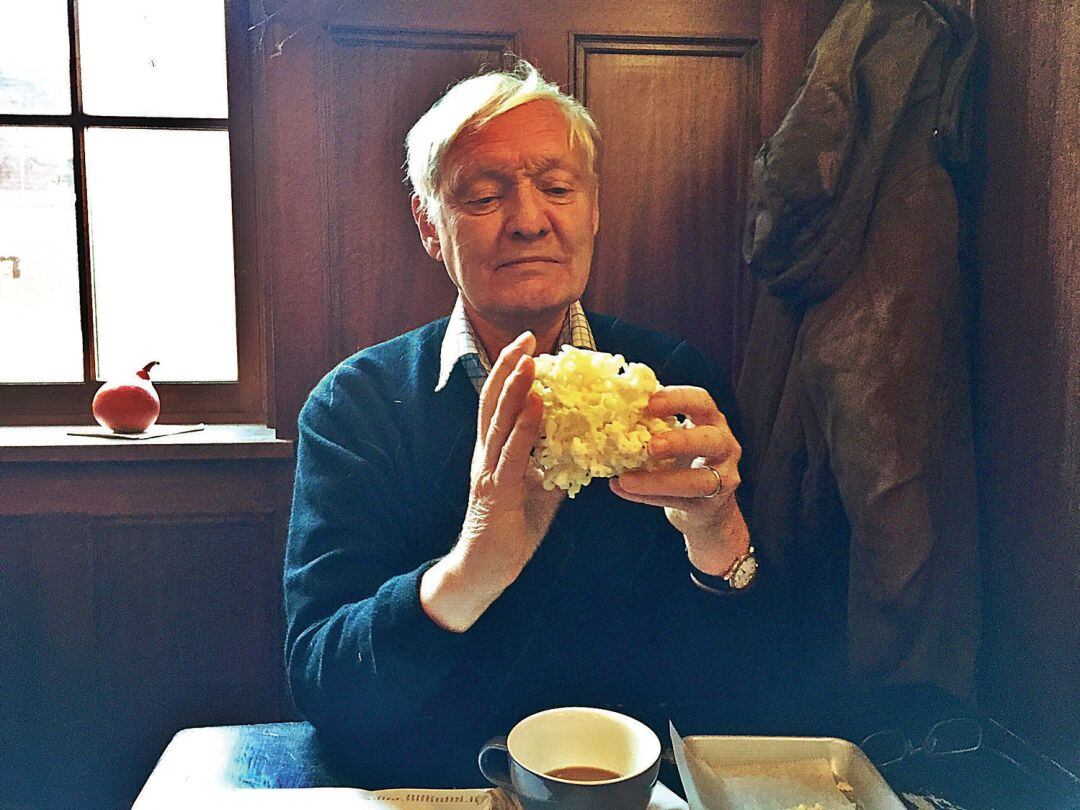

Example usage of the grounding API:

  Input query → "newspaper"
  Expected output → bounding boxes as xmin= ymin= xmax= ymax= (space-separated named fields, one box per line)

xmin=138 ymin=784 xmax=688 ymax=809
xmin=137 ymin=787 xmax=522 ymax=809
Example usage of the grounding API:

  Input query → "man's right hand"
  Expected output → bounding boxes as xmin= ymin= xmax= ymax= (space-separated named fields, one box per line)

xmin=420 ymin=331 xmax=565 ymax=632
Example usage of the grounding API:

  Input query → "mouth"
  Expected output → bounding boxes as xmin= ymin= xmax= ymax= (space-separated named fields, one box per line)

xmin=498 ymin=257 xmax=563 ymax=270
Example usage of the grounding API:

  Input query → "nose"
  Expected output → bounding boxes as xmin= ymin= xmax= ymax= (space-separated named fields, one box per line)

xmin=504 ymin=186 xmax=550 ymax=240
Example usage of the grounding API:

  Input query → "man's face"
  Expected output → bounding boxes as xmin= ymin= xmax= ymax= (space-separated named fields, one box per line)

xmin=414 ymin=100 xmax=599 ymax=329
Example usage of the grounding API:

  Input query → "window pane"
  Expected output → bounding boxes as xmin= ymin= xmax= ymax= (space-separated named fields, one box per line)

xmin=78 ymin=0 xmax=228 ymax=118
xmin=0 ymin=1 xmax=72 ymax=114
xmin=0 ymin=127 xmax=82 ymax=383
xmin=86 ymin=128 xmax=237 ymax=382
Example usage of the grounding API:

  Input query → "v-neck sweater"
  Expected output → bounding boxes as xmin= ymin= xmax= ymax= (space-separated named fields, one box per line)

xmin=284 ymin=313 xmax=801 ymax=788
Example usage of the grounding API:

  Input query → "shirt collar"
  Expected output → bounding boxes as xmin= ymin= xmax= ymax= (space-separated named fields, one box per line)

xmin=435 ymin=295 xmax=596 ymax=393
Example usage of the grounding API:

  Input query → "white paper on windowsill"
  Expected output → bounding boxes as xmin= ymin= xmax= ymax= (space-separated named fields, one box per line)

xmin=66 ymin=423 xmax=206 ymax=440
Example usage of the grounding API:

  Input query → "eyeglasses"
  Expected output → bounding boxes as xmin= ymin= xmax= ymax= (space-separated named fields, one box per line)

xmin=860 ymin=717 xmax=983 ymax=768
xmin=860 ymin=717 xmax=1080 ymax=808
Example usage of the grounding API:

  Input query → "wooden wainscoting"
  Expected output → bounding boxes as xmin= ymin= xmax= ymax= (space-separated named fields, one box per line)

xmin=256 ymin=0 xmax=840 ymax=440
xmin=0 ymin=453 xmax=295 ymax=808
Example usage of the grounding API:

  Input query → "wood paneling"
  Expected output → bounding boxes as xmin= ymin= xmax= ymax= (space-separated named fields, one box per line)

xmin=259 ymin=23 xmax=517 ymax=432
xmin=972 ymin=0 xmax=1080 ymax=769
xmin=258 ymin=20 xmax=335 ymax=437
xmin=575 ymin=36 xmax=760 ymax=376
xmin=0 ymin=458 xmax=294 ymax=808
xmin=92 ymin=515 xmax=284 ymax=803
xmin=257 ymin=0 xmax=804 ymax=439
xmin=0 ymin=515 xmax=98 ymax=801
xmin=757 ymin=0 xmax=845 ymax=140
xmin=1 ymin=460 xmax=289 ymax=517
xmin=326 ymin=29 xmax=515 ymax=360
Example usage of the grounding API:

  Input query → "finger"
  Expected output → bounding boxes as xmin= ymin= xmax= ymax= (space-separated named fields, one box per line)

xmin=648 ymin=386 xmax=728 ymax=428
xmin=609 ymin=477 xmax=701 ymax=511
xmin=648 ymin=425 xmax=736 ymax=463
xmin=483 ymin=354 xmax=536 ymax=472
xmin=478 ymin=331 xmax=536 ymax=436
xmin=618 ymin=465 xmax=740 ymax=500
xmin=493 ymin=390 xmax=544 ymax=484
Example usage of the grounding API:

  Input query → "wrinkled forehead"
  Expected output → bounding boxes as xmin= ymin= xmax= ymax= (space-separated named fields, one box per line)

xmin=446 ymin=152 xmax=592 ymax=191
xmin=440 ymin=101 xmax=596 ymax=189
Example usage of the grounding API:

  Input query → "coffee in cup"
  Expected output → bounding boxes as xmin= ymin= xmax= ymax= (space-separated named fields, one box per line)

xmin=478 ymin=706 xmax=661 ymax=809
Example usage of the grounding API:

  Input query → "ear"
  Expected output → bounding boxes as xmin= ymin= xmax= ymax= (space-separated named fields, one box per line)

xmin=411 ymin=194 xmax=443 ymax=261
xmin=591 ymin=190 xmax=600 ymax=236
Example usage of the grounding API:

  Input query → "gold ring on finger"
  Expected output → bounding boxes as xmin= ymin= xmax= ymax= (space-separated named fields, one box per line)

xmin=701 ymin=465 xmax=723 ymax=498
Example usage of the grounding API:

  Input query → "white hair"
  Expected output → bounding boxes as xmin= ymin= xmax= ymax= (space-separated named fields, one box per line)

xmin=405 ymin=59 xmax=600 ymax=219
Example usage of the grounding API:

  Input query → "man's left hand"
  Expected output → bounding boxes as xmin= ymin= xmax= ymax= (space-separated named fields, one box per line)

xmin=609 ymin=386 xmax=750 ymax=576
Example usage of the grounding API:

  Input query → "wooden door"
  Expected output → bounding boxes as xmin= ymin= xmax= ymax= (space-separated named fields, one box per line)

xmin=254 ymin=0 xmax=836 ymax=436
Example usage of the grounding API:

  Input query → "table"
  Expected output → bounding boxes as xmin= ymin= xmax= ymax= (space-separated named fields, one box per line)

xmin=136 ymin=686 xmax=1079 ymax=808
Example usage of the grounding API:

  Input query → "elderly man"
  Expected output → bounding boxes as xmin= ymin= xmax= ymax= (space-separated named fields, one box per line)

xmin=284 ymin=62 xmax=800 ymax=789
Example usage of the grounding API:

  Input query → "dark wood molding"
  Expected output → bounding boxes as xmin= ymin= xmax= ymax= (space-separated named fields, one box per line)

xmin=326 ymin=26 xmax=517 ymax=53
xmin=0 ymin=458 xmax=293 ymax=517
xmin=571 ymin=32 xmax=760 ymax=101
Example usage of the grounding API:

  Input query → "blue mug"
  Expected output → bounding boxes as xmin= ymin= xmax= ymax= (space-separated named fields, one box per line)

xmin=478 ymin=707 xmax=661 ymax=809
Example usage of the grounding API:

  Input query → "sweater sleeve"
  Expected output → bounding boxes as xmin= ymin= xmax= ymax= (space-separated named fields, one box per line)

xmin=283 ymin=361 xmax=477 ymax=739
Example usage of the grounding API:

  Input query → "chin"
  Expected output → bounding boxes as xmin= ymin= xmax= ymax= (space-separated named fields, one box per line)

xmin=518 ymin=277 xmax=584 ymax=305
xmin=502 ymin=292 xmax=577 ymax=319
xmin=469 ymin=274 xmax=586 ymax=324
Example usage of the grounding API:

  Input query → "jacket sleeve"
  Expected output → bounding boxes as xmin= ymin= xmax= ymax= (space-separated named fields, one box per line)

xmin=283 ymin=362 xmax=477 ymax=740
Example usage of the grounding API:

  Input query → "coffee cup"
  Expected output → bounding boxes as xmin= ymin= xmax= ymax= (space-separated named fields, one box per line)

xmin=478 ymin=706 xmax=661 ymax=809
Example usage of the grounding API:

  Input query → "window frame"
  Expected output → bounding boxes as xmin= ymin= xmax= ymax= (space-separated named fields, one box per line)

xmin=0 ymin=0 xmax=265 ymax=426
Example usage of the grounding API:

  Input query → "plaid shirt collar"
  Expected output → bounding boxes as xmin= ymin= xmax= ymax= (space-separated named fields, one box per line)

xmin=436 ymin=295 xmax=596 ymax=393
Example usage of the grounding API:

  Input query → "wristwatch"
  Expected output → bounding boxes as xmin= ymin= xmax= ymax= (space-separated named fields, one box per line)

xmin=690 ymin=546 xmax=759 ymax=594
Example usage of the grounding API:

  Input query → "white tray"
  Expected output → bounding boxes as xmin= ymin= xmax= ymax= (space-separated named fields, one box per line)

xmin=672 ymin=732 xmax=905 ymax=810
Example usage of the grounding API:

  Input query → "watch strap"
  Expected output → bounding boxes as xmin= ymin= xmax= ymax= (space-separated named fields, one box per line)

xmin=689 ymin=546 xmax=757 ymax=595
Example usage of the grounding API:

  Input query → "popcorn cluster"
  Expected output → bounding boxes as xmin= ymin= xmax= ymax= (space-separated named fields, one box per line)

xmin=530 ymin=346 xmax=679 ymax=497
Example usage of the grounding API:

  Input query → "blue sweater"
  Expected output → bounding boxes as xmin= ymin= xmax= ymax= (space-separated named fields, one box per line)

xmin=284 ymin=313 xmax=799 ymax=788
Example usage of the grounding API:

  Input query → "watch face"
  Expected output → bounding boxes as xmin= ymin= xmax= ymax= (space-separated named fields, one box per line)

xmin=729 ymin=555 xmax=758 ymax=589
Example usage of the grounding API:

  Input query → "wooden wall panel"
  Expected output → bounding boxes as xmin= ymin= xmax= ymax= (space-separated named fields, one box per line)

xmin=0 ymin=458 xmax=294 ymax=808
xmin=258 ymin=1 xmax=761 ymax=79
xmin=326 ymin=29 xmax=515 ymax=360
xmin=92 ymin=515 xmax=285 ymax=803
xmin=1 ymin=460 xmax=288 ymax=517
xmin=259 ymin=20 xmax=336 ymax=436
xmin=972 ymin=0 xmax=1080 ymax=769
xmin=575 ymin=37 xmax=760 ymax=377
xmin=258 ymin=1 xmax=781 ymax=439
xmin=0 ymin=515 xmax=99 ymax=803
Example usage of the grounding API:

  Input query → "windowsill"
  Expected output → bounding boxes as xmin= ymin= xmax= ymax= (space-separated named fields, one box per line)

xmin=0 ymin=424 xmax=293 ymax=463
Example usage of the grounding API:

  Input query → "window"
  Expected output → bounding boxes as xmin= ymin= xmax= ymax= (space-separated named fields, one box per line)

xmin=0 ymin=0 xmax=262 ymax=425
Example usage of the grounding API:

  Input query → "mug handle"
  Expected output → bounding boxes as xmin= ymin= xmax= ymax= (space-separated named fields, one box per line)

xmin=478 ymin=735 xmax=514 ymax=791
